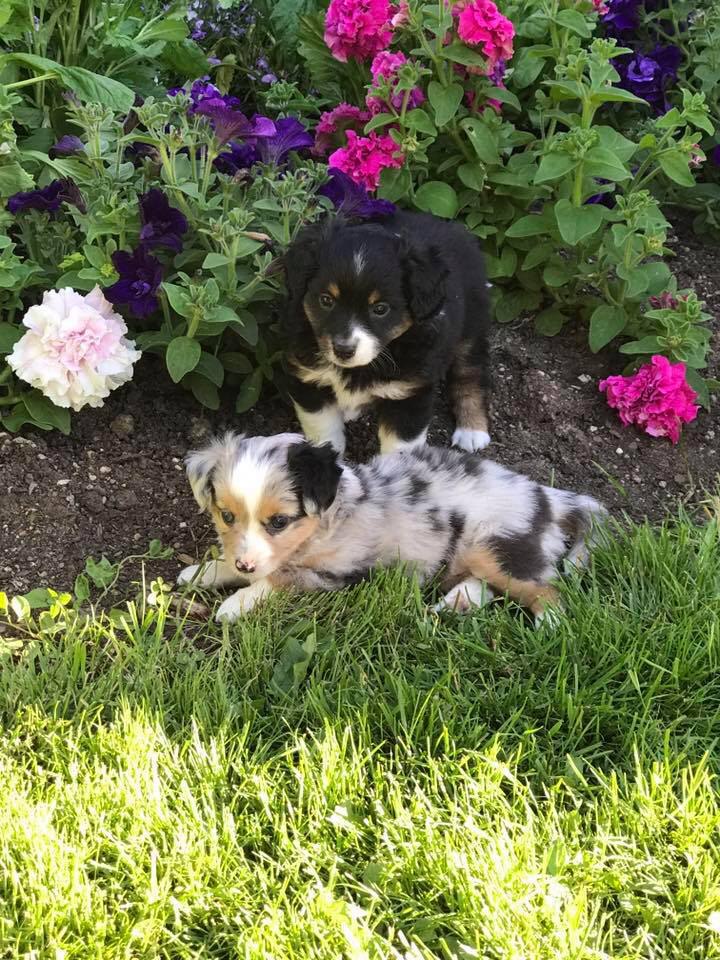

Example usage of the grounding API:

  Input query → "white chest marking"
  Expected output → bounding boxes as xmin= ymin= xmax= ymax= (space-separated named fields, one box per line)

xmin=294 ymin=362 xmax=417 ymax=411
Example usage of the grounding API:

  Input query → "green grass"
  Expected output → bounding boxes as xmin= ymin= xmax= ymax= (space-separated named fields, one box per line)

xmin=2 ymin=511 xmax=720 ymax=958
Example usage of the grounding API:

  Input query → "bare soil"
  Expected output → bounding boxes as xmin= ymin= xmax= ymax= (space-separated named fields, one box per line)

xmin=1 ymin=221 xmax=718 ymax=597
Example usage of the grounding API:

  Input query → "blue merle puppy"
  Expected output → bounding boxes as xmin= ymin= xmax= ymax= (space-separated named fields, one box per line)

xmin=280 ymin=210 xmax=492 ymax=457
xmin=178 ymin=433 xmax=606 ymax=624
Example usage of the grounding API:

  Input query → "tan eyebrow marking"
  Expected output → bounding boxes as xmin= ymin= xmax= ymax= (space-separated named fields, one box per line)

xmin=328 ymin=282 xmax=340 ymax=297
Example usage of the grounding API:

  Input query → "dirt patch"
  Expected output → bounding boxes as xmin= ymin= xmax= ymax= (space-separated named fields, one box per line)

xmin=1 ymin=221 xmax=718 ymax=597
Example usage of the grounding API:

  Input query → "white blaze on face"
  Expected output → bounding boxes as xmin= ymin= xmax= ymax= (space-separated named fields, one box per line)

xmin=344 ymin=326 xmax=380 ymax=366
xmin=229 ymin=452 xmax=274 ymax=573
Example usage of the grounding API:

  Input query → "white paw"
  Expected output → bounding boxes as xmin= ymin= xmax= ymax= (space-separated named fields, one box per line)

xmin=177 ymin=564 xmax=202 ymax=586
xmin=215 ymin=581 xmax=272 ymax=622
xmin=434 ymin=579 xmax=494 ymax=614
xmin=452 ymin=428 xmax=491 ymax=452
xmin=534 ymin=604 xmax=563 ymax=630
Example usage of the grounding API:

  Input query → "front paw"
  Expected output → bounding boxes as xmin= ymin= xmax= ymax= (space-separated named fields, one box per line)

xmin=452 ymin=428 xmax=491 ymax=452
xmin=178 ymin=563 xmax=202 ymax=586
xmin=215 ymin=582 xmax=271 ymax=622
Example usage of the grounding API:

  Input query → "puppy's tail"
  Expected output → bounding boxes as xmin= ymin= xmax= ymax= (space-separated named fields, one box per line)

xmin=542 ymin=486 xmax=608 ymax=570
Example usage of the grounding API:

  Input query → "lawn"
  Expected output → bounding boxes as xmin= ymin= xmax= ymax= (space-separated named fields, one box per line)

xmin=1 ymin=507 xmax=720 ymax=959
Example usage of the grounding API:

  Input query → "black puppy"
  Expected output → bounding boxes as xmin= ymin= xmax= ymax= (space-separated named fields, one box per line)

xmin=281 ymin=210 xmax=491 ymax=456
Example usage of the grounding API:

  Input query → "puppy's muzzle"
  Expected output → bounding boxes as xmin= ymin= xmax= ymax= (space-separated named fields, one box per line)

xmin=235 ymin=559 xmax=256 ymax=574
xmin=332 ymin=338 xmax=356 ymax=362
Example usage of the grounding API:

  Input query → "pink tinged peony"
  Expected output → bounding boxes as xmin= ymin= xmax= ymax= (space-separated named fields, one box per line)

xmin=324 ymin=0 xmax=395 ymax=62
xmin=599 ymin=355 xmax=699 ymax=445
xmin=313 ymin=103 xmax=371 ymax=156
xmin=328 ymin=130 xmax=405 ymax=191
xmin=7 ymin=286 xmax=141 ymax=412
xmin=455 ymin=0 xmax=515 ymax=65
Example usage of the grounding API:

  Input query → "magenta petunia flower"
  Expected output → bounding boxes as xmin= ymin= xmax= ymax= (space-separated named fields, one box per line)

xmin=454 ymin=0 xmax=514 ymax=65
xmin=313 ymin=104 xmax=371 ymax=156
xmin=366 ymin=50 xmax=425 ymax=114
xmin=328 ymin=130 xmax=405 ymax=191
xmin=599 ymin=355 xmax=699 ymax=444
xmin=324 ymin=0 xmax=395 ymax=63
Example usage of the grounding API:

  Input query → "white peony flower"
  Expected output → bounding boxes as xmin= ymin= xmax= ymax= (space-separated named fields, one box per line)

xmin=7 ymin=286 xmax=141 ymax=412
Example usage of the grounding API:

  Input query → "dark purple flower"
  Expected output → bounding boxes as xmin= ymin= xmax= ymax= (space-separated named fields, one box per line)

xmin=255 ymin=117 xmax=314 ymax=165
xmin=214 ymin=141 xmax=258 ymax=175
xmin=194 ymin=99 xmax=276 ymax=145
xmin=712 ymin=145 xmax=720 ymax=166
xmin=48 ymin=135 xmax=85 ymax=159
xmin=487 ymin=59 xmax=506 ymax=87
xmin=615 ymin=44 xmax=681 ymax=113
xmin=318 ymin=168 xmax=396 ymax=219
xmin=105 ymin=247 xmax=163 ymax=318
xmin=585 ymin=179 xmax=615 ymax=207
xmin=138 ymin=188 xmax=188 ymax=253
xmin=7 ymin=178 xmax=85 ymax=215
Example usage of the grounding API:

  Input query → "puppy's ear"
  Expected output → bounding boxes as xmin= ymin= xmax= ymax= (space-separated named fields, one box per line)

xmin=288 ymin=442 xmax=342 ymax=514
xmin=185 ymin=433 xmax=243 ymax=512
xmin=399 ymin=234 xmax=450 ymax=321
xmin=282 ymin=218 xmax=333 ymax=305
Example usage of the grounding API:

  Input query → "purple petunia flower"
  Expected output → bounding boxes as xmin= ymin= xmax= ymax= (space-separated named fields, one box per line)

xmin=255 ymin=117 xmax=314 ymax=165
xmin=138 ymin=188 xmax=188 ymax=253
xmin=601 ymin=0 xmax=643 ymax=36
xmin=615 ymin=43 xmax=681 ymax=113
xmin=193 ymin=99 xmax=276 ymax=146
xmin=318 ymin=168 xmax=396 ymax=219
xmin=214 ymin=141 xmax=258 ymax=175
xmin=712 ymin=145 xmax=720 ymax=166
xmin=7 ymin=178 xmax=85 ymax=215
xmin=105 ymin=247 xmax=163 ymax=318
xmin=48 ymin=135 xmax=85 ymax=159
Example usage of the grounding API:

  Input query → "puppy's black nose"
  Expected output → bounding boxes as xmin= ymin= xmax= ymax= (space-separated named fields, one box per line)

xmin=333 ymin=340 xmax=356 ymax=361
xmin=236 ymin=559 xmax=255 ymax=574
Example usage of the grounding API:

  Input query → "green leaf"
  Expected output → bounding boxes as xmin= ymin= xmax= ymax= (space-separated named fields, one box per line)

xmin=505 ymin=212 xmax=553 ymax=238
xmin=84 ymin=555 xmax=117 ymax=589
xmin=684 ymin=367 xmax=709 ymax=409
xmin=427 ymin=81 xmax=463 ymax=126
xmin=658 ymin=151 xmax=695 ymax=187
xmin=377 ymin=165 xmax=412 ymax=202
xmin=555 ymin=8 xmax=592 ymax=36
xmin=461 ymin=118 xmax=499 ymax=165
xmin=534 ymin=152 xmax=577 ymax=183
xmin=583 ymin=146 xmax=632 ymax=182
xmin=494 ymin=289 xmax=542 ymax=323
xmin=441 ymin=42 xmax=488 ymax=68
xmin=457 ymin=162 xmax=485 ymax=191
xmin=220 ymin=351 xmax=252 ymax=375
xmin=485 ymin=245 xmax=517 ymax=279
xmin=22 ymin=391 xmax=71 ymax=434
xmin=166 ymin=336 xmax=201 ymax=383
xmin=592 ymin=87 xmax=647 ymax=105
xmin=271 ymin=625 xmax=317 ymax=695
xmin=522 ymin=242 xmax=555 ymax=270
xmin=414 ymin=181 xmax=458 ymax=219
xmin=619 ymin=335 xmax=663 ymax=355
xmin=543 ymin=262 xmax=574 ymax=287
xmin=534 ymin=306 xmax=566 ymax=336
xmin=403 ymin=109 xmax=436 ymax=135
xmin=187 ymin=373 xmax=220 ymax=410
xmin=0 ymin=322 xmax=22 ymax=354
xmin=202 ymin=253 xmax=231 ymax=269
xmin=595 ymin=126 xmax=638 ymax=163
xmin=235 ymin=368 xmax=263 ymax=413
xmin=162 ymin=281 xmax=194 ymax=319
xmin=6 ymin=54 xmax=134 ymax=112
xmin=512 ymin=48 xmax=546 ymax=89
xmin=364 ymin=112 xmax=396 ymax=133
xmin=0 ymin=162 xmax=34 ymax=195
xmin=486 ymin=86 xmax=521 ymax=111
xmin=643 ymin=261 xmax=672 ymax=296
xmin=138 ymin=18 xmax=188 ymax=42
xmin=193 ymin=352 xmax=225 ymax=387
xmin=589 ymin=305 xmax=626 ymax=352
xmin=74 ymin=574 xmax=90 ymax=603
xmin=554 ymin=199 xmax=604 ymax=246
xmin=23 ymin=588 xmax=52 ymax=610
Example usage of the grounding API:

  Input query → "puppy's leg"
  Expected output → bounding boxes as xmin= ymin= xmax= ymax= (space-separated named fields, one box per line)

xmin=377 ymin=388 xmax=434 ymax=455
xmin=434 ymin=577 xmax=494 ymax=613
xmin=178 ymin=558 xmax=239 ymax=587
xmin=215 ymin=579 xmax=274 ymax=622
xmin=463 ymin=547 xmax=562 ymax=627
xmin=288 ymin=375 xmax=346 ymax=455
xmin=450 ymin=336 xmax=491 ymax=452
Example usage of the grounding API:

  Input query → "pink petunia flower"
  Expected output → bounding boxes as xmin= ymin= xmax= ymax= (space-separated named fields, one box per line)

xmin=324 ymin=0 xmax=395 ymax=63
xmin=366 ymin=50 xmax=426 ymax=114
xmin=592 ymin=0 xmax=609 ymax=13
xmin=599 ymin=355 xmax=699 ymax=444
xmin=454 ymin=0 xmax=515 ymax=65
xmin=328 ymin=130 xmax=405 ymax=191
xmin=391 ymin=0 xmax=410 ymax=25
xmin=313 ymin=103 xmax=371 ymax=156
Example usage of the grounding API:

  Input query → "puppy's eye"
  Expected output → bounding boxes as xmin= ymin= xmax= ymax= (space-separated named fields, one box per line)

xmin=220 ymin=510 xmax=235 ymax=525
xmin=267 ymin=514 xmax=291 ymax=532
xmin=319 ymin=293 xmax=335 ymax=310
xmin=371 ymin=302 xmax=390 ymax=317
